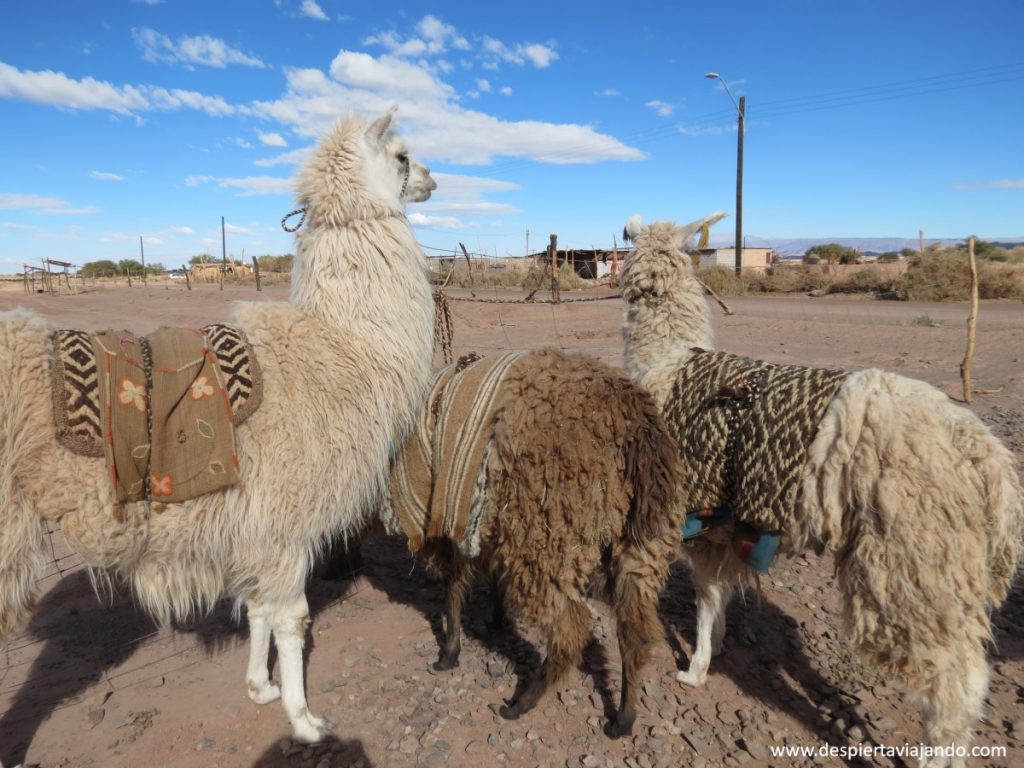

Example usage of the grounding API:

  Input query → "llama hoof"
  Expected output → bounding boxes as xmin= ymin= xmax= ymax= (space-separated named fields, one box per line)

xmin=498 ymin=703 xmax=523 ymax=721
xmin=291 ymin=713 xmax=331 ymax=744
xmin=675 ymin=668 xmax=707 ymax=687
xmin=603 ymin=717 xmax=634 ymax=739
xmin=247 ymin=680 xmax=281 ymax=704
xmin=432 ymin=656 xmax=459 ymax=672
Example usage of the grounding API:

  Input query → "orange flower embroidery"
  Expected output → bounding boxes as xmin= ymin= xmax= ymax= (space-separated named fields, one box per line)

xmin=118 ymin=378 xmax=147 ymax=412
xmin=189 ymin=375 xmax=215 ymax=401
xmin=151 ymin=474 xmax=173 ymax=497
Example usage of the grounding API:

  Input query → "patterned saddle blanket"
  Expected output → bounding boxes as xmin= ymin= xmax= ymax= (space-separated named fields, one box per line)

xmin=51 ymin=324 xmax=262 ymax=505
xmin=664 ymin=348 xmax=849 ymax=569
xmin=389 ymin=351 xmax=525 ymax=555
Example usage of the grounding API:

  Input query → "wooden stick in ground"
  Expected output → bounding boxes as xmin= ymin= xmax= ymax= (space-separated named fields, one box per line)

xmin=961 ymin=236 xmax=979 ymax=403
xmin=695 ymin=277 xmax=735 ymax=316
xmin=182 ymin=264 xmax=192 ymax=291
xmin=252 ymin=256 xmax=262 ymax=292
xmin=459 ymin=242 xmax=475 ymax=297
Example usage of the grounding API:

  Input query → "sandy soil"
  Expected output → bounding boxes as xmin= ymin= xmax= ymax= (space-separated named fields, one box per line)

xmin=0 ymin=281 xmax=1021 ymax=768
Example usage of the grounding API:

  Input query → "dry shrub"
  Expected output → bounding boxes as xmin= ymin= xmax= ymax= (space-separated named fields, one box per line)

xmin=898 ymin=249 xmax=1024 ymax=301
xmin=746 ymin=264 xmax=831 ymax=294
xmin=454 ymin=261 xmax=587 ymax=291
xmin=696 ymin=266 xmax=746 ymax=296
xmin=828 ymin=265 xmax=895 ymax=295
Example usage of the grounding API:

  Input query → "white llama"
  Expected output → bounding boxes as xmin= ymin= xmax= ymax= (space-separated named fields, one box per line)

xmin=0 ymin=108 xmax=436 ymax=745
xmin=620 ymin=212 xmax=1023 ymax=767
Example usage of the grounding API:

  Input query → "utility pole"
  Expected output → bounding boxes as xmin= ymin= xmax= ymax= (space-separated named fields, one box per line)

xmin=139 ymin=236 xmax=147 ymax=286
xmin=734 ymin=95 xmax=745 ymax=277
xmin=221 ymin=215 xmax=227 ymax=291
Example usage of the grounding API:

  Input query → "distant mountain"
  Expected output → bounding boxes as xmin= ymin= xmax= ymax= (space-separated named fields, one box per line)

xmin=709 ymin=236 xmax=1024 ymax=259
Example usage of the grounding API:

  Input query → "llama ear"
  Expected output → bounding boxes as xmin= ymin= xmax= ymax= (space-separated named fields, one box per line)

xmin=367 ymin=105 xmax=398 ymax=144
xmin=623 ymin=214 xmax=646 ymax=243
xmin=677 ymin=211 xmax=727 ymax=246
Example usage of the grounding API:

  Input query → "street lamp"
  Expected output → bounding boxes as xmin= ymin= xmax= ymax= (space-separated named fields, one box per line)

xmin=705 ymin=72 xmax=745 ymax=276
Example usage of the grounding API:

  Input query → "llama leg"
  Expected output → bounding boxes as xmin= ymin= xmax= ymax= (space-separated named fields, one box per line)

xmin=911 ymin=645 xmax=989 ymax=768
xmin=677 ymin=567 xmax=730 ymax=687
xmin=500 ymin=599 xmax=590 ymax=720
xmin=486 ymin=571 xmax=511 ymax=634
xmin=245 ymin=599 xmax=281 ymax=704
xmin=434 ymin=545 xmax=470 ymax=671
xmin=270 ymin=594 xmax=328 ymax=743
xmin=710 ymin=582 xmax=732 ymax=656
xmin=605 ymin=570 xmax=666 ymax=738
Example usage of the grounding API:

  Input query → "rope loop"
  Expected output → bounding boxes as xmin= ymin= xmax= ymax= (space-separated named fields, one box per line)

xmin=281 ymin=206 xmax=308 ymax=232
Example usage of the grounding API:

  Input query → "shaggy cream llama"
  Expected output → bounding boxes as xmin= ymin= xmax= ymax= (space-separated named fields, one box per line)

xmin=0 ymin=109 xmax=436 ymax=744
xmin=620 ymin=213 xmax=1024 ymax=767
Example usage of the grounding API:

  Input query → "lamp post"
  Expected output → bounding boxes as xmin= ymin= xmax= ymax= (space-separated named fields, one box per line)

xmin=705 ymin=72 xmax=745 ymax=276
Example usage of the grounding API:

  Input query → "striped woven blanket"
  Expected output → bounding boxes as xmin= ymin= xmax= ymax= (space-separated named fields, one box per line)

xmin=389 ymin=351 xmax=525 ymax=554
xmin=50 ymin=324 xmax=262 ymax=507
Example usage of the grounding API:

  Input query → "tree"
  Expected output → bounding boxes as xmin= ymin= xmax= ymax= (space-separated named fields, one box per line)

xmin=117 ymin=259 xmax=145 ymax=275
xmin=189 ymin=253 xmax=214 ymax=266
xmin=80 ymin=259 xmax=118 ymax=278
xmin=803 ymin=243 xmax=863 ymax=265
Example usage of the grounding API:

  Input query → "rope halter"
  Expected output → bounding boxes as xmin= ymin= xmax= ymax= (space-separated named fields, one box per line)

xmin=279 ymin=160 xmax=411 ymax=233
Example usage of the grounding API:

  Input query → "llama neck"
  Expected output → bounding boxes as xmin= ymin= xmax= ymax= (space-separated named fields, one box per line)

xmin=290 ymin=215 xmax=429 ymax=329
xmin=622 ymin=276 xmax=714 ymax=404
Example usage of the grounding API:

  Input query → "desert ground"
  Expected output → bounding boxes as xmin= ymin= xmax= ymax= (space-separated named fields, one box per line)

xmin=0 ymin=279 xmax=1021 ymax=768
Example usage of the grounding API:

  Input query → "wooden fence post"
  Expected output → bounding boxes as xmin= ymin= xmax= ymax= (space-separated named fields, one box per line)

xmin=549 ymin=233 xmax=560 ymax=302
xmin=459 ymin=242 xmax=475 ymax=297
xmin=961 ymin=236 xmax=978 ymax=403
xmin=182 ymin=264 xmax=192 ymax=292
xmin=252 ymin=256 xmax=262 ymax=292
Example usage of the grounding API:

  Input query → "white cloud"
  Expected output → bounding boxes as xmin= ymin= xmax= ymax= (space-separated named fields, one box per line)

xmin=952 ymin=179 xmax=1024 ymax=190
xmin=596 ymin=88 xmax=621 ymax=97
xmin=420 ymin=173 xmax=521 ymax=217
xmin=254 ymin=146 xmax=312 ymax=167
xmin=131 ymin=0 xmax=164 ymax=4
xmin=186 ymin=175 xmax=292 ymax=196
xmin=132 ymin=28 xmax=265 ymax=69
xmin=300 ymin=0 xmax=329 ymax=21
xmin=481 ymin=37 xmax=558 ymax=69
xmin=258 ymin=131 xmax=289 ymax=147
xmin=90 ymin=171 xmax=124 ymax=181
xmin=363 ymin=15 xmax=469 ymax=57
xmin=476 ymin=79 xmax=491 ymax=92
xmin=408 ymin=212 xmax=463 ymax=230
xmin=0 ymin=60 xmax=238 ymax=117
xmin=499 ymin=86 xmax=512 ymax=96
xmin=0 ymin=192 xmax=98 ymax=215
xmin=675 ymin=122 xmax=727 ymax=137
xmin=250 ymin=54 xmax=644 ymax=166
xmin=645 ymin=99 xmax=674 ymax=117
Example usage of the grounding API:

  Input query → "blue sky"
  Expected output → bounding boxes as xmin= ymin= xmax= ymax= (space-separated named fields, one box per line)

xmin=1 ymin=1 xmax=1022 ymax=272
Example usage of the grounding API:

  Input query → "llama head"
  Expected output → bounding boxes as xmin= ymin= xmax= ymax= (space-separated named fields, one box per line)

xmin=295 ymin=106 xmax=437 ymax=229
xmin=619 ymin=212 xmax=726 ymax=302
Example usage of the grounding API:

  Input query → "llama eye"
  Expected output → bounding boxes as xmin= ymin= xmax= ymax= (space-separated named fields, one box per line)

xmin=396 ymin=153 xmax=409 ymax=165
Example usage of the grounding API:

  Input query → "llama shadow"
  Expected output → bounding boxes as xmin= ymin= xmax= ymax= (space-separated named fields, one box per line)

xmin=0 ymin=566 xmax=356 ymax=767
xmin=661 ymin=558 xmax=905 ymax=768
xmin=248 ymin=737 xmax=373 ymax=768
xmin=991 ymin=581 xmax=1024 ymax=662
xmin=355 ymin=533 xmax=619 ymax=723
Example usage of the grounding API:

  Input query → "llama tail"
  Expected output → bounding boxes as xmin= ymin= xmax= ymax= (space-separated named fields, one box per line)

xmin=0 ymin=311 xmax=51 ymax=637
